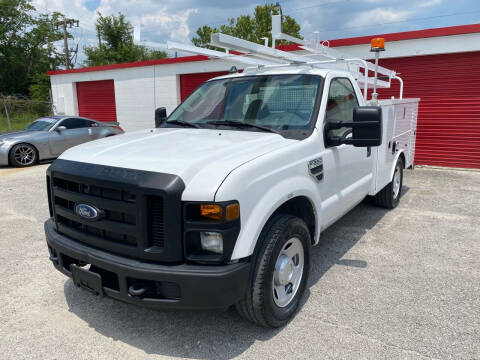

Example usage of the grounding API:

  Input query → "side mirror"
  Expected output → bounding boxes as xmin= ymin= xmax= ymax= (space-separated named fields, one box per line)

xmin=155 ymin=107 xmax=167 ymax=128
xmin=351 ymin=106 xmax=382 ymax=147
xmin=56 ymin=126 xmax=67 ymax=132
xmin=325 ymin=106 xmax=382 ymax=147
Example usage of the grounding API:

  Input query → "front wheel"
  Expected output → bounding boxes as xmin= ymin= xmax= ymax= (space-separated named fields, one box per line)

xmin=9 ymin=143 xmax=38 ymax=167
xmin=236 ymin=214 xmax=311 ymax=328
xmin=374 ymin=157 xmax=404 ymax=209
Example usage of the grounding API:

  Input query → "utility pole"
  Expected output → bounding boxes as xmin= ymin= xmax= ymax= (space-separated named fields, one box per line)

xmin=54 ymin=18 xmax=79 ymax=69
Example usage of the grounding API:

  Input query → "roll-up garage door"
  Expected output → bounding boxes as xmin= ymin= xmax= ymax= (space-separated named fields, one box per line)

xmin=180 ymin=71 xmax=228 ymax=101
xmin=76 ymin=80 xmax=117 ymax=122
xmin=376 ymin=51 xmax=480 ymax=169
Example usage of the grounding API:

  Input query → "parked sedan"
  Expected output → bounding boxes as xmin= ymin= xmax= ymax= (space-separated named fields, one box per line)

xmin=0 ymin=116 xmax=124 ymax=167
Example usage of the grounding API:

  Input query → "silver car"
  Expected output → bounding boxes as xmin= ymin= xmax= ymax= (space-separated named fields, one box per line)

xmin=0 ymin=116 xmax=124 ymax=167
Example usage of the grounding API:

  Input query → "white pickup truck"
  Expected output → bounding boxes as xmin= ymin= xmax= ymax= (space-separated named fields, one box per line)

xmin=44 ymin=66 xmax=419 ymax=327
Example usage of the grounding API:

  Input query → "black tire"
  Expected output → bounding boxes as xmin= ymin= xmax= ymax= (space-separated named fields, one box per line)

xmin=374 ymin=157 xmax=404 ymax=209
xmin=9 ymin=143 xmax=38 ymax=167
xmin=236 ymin=214 xmax=311 ymax=328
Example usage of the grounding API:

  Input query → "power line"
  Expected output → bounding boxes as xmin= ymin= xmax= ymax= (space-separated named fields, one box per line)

xmin=284 ymin=0 xmax=353 ymax=13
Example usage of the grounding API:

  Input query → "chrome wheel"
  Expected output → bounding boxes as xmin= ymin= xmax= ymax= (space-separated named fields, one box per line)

xmin=13 ymin=145 xmax=35 ymax=166
xmin=272 ymin=237 xmax=304 ymax=308
xmin=392 ymin=164 xmax=401 ymax=199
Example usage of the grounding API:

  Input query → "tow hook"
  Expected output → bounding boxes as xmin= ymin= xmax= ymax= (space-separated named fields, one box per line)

xmin=48 ymin=246 xmax=58 ymax=265
xmin=128 ymin=283 xmax=150 ymax=297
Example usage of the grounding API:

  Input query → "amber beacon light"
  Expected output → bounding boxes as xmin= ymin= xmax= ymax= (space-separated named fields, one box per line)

xmin=370 ymin=37 xmax=385 ymax=52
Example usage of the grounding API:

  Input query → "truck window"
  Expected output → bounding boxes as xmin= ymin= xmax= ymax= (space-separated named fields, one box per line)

xmin=167 ymin=74 xmax=323 ymax=139
xmin=325 ymin=78 xmax=359 ymax=143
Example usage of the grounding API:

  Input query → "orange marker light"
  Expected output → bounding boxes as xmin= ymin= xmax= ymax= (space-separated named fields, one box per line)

xmin=370 ymin=37 xmax=385 ymax=52
xmin=225 ymin=203 xmax=240 ymax=221
xmin=200 ymin=204 xmax=223 ymax=221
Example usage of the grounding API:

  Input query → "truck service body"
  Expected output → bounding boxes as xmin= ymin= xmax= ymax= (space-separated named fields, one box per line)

xmin=44 ymin=28 xmax=419 ymax=327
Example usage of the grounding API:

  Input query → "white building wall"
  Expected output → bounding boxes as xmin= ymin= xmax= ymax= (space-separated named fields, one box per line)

xmin=51 ymin=66 xmax=157 ymax=132
xmin=112 ymin=66 xmax=155 ymax=132
xmin=334 ymin=33 xmax=480 ymax=60
xmin=50 ymin=75 xmax=77 ymax=115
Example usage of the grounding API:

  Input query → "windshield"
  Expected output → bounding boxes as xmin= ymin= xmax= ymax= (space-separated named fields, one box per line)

xmin=25 ymin=118 xmax=58 ymax=131
xmin=167 ymin=74 xmax=323 ymax=138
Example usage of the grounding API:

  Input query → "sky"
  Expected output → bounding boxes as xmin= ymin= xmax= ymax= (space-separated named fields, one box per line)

xmin=31 ymin=0 xmax=480 ymax=66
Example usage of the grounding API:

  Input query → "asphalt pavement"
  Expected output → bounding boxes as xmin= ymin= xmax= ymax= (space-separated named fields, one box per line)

xmin=0 ymin=164 xmax=479 ymax=360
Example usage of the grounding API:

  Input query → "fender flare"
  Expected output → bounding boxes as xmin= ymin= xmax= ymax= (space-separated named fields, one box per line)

xmin=389 ymin=149 xmax=406 ymax=180
xmin=230 ymin=176 xmax=322 ymax=260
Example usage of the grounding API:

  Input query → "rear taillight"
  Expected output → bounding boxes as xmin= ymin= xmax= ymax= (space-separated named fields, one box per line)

xmin=114 ymin=126 xmax=124 ymax=132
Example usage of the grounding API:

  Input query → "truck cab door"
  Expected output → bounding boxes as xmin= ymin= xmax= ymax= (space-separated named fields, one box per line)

xmin=48 ymin=118 xmax=93 ymax=156
xmin=321 ymin=77 xmax=374 ymax=224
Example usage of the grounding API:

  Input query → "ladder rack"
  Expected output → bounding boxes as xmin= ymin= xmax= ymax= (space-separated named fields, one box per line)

xmin=166 ymin=14 xmax=403 ymax=100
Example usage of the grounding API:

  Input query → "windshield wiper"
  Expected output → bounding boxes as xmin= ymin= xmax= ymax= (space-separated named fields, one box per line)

xmin=165 ymin=120 xmax=201 ymax=128
xmin=206 ymin=120 xmax=280 ymax=134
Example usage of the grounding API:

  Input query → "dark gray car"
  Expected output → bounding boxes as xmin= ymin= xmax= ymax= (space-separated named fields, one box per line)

xmin=0 ymin=116 xmax=124 ymax=167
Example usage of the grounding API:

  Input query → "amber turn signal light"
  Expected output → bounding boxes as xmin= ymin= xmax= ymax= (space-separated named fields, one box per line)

xmin=200 ymin=204 xmax=223 ymax=221
xmin=225 ymin=203 xmax=240 ymax=221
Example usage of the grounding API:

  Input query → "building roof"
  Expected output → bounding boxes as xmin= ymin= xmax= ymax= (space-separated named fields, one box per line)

xmin=47 ymin=23 xmax=480 ymax=76
xmin=328 ymin=23 xmax=480 ymax=47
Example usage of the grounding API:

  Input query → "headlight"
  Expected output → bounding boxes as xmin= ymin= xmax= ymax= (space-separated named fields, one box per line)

xmin=200 ymin=232 xmax=223 ymax=254
xmin=184 ymin=201 xmax=240 ymax=264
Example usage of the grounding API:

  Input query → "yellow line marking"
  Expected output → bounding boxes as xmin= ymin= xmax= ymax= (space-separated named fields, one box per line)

xmin=0 ymin=167 xmax=30 ymax=177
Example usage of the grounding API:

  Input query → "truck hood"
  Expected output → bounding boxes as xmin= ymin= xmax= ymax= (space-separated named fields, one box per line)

xmin=60 ymin=128 xmax=295 ymax=200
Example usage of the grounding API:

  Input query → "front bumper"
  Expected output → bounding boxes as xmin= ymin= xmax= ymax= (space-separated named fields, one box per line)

xmin=0 ymin=145 xmax=9 ymax=166
xmin=45 ymin=219 xmax=250 ymax=310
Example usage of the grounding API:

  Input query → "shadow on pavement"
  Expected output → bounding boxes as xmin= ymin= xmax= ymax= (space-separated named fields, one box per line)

xmin=64 ymin=197 xmax=398 ymax=359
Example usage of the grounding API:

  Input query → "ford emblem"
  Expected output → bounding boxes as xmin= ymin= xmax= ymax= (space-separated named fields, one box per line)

xmin=75 ymin=203 xmax=103 ymax=221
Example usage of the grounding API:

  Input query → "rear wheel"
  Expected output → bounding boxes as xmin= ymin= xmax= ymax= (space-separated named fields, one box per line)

xmin=9 ymin=143 xmax=38 ymax=167
xmin=236 ymin=214 xmax=311 ymax=328
xmin=374 ymin=157 xmax=404 ymax=209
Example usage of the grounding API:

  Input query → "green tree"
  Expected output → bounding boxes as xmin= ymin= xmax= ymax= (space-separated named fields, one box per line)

xmin=84 ymin=12 xmax=167 ymax=67
xmin=192 ymin=3 xmax=302 ymax=49
xmin=0 ymin=0 xmax=65 ymax=99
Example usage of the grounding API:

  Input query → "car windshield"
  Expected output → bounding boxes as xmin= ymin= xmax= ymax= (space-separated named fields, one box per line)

xmin=166 ymin=74 xmax=323 ymax=137
xmin=25 ymin=118 xmax=58 ymax=131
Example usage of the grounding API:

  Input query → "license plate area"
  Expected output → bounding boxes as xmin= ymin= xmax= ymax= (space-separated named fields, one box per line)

xmin=70 ymin=264 xmax=104 ymax=296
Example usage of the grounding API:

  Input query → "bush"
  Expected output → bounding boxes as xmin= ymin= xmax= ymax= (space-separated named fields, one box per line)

xmin=0 ymin=96 xmax=52 ymax=133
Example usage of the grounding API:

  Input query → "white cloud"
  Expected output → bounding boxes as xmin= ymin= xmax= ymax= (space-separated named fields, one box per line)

xmin=30 ymin=0 xmax=198 ymax=65
xmin=346 ymin=8 xmax=412 ymax=28
xmin=32 ymin=0 xmax=197 ymax=43
xmin=301 ymin=19 xmax=313 ymax=33
xmin=135 ymin=8 xmax=197 ymax=42
xmin=418 ymin=0 xmax=442 ymax=8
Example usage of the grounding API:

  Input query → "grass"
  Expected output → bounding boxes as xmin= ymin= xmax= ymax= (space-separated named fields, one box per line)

xmin=0 ymin=113 xmax=44 ymax=134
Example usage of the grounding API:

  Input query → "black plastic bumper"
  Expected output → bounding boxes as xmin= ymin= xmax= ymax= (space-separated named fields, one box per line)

xmin=45 ymin=219 xmax=250 ymax=310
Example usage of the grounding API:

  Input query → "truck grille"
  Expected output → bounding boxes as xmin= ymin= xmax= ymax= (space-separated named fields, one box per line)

xmin=52 ymin=177 xmax=144 ymax=254
xmin=47 ymin=160 xmax=185 ymax=263
xmin=147 ymin=196 xmax=165 ymax=248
